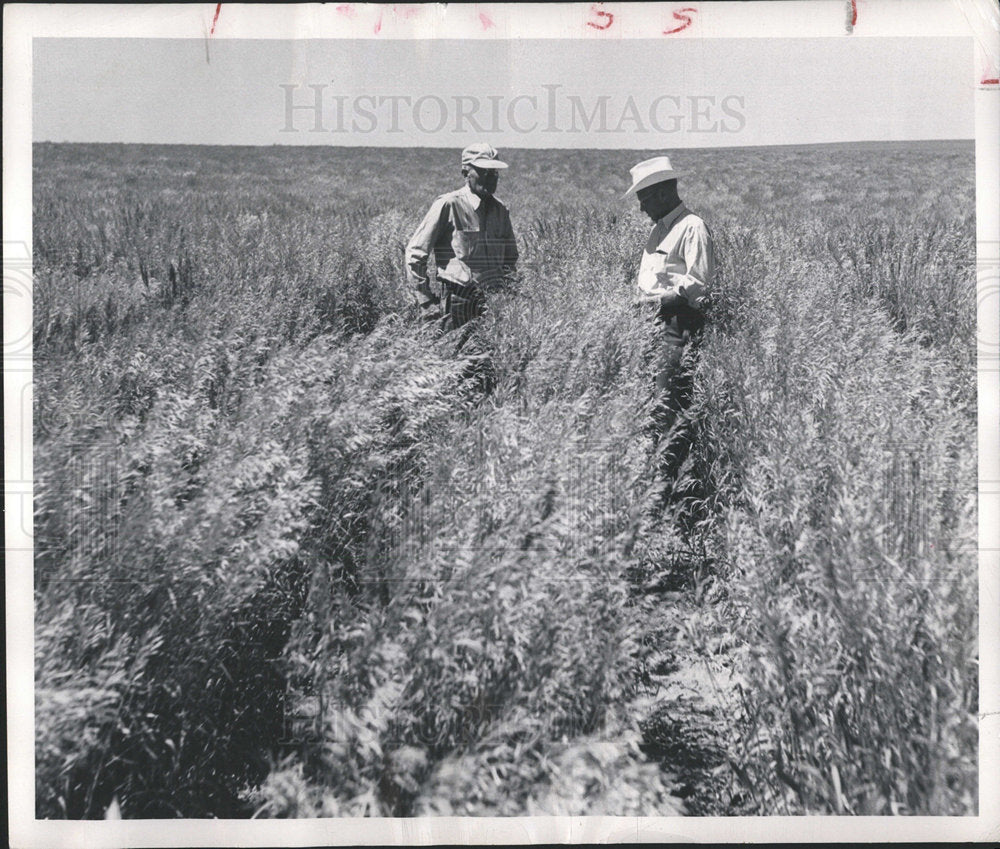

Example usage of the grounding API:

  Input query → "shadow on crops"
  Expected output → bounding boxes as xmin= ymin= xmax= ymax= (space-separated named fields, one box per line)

xmin=37 ymin=563 xmax=309 ymax=819
xmin=639 ymin=702 xmax=731 ymax=816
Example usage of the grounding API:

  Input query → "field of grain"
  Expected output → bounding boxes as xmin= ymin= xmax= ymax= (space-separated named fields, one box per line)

xmin=33 ymin=141 xmax=978 ymax=818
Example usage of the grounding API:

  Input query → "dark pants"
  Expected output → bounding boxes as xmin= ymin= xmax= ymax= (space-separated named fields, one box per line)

xmin=442 ymin=280 xmax=486 ymax=331
xmin=641 ymin=301 xmax=705 ymax=499
xmin=441 ymin=280 xmax=494 ymax=390
xmin=653 ymin=302 xmax=704 ymax=433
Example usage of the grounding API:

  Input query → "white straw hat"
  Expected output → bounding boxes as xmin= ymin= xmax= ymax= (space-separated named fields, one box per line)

xmin=623 ymin=155 xmax=681 ymax=197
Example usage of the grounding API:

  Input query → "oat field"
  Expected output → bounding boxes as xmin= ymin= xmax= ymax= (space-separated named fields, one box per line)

xmin=32 ymin=141 xmax=978 ymax=818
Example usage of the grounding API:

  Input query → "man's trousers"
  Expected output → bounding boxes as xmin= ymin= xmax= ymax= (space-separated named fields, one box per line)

xmin=654 ymin=302 xmax=705 ymax=434
xmin=442 ymin=280 xmax=486 ymax=330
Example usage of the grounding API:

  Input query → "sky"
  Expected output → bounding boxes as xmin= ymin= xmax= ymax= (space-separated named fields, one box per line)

xmin=33 ymin=37 xmax=975 ymax=148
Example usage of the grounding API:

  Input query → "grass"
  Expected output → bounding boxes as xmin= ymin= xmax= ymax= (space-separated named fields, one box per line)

xmin=33 ymin=141 xmax=977 ymax=817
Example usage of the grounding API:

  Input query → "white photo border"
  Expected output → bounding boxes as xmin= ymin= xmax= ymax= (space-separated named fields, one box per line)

xmin=5 ymin=2 xmax=999 ymax=845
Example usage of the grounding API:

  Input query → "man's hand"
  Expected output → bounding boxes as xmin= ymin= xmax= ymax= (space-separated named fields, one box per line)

xmin=415 ymin=281 xmax=440 ymax=307
xmin=414 ymin=281 xmax=442 ymax=323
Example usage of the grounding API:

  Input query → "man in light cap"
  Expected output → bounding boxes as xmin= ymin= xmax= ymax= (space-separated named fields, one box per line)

xmin=625 ymin=155 xmax=716 ymax=435
xmin=405 ymin=143 xmax=519 ymax=330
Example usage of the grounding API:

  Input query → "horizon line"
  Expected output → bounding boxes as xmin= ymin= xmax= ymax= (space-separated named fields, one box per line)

xmin=32 ymin=138 xmax=975 ymax=151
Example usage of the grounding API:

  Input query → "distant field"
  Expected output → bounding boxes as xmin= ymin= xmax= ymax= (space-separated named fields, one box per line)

xmin=33 ymin=141 xmax=977 ymax=818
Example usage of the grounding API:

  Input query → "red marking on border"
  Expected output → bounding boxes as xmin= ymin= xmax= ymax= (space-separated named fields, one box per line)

xmin=850 ymin=0 xmax=857 ymax=26
xmin=479 ymin=11 xmax=495 ymax=29
xmin=663 ymin=7 xmax=697 ymax=35
xmin=336 ymin=3 xmax=356 ymax=17
xmin=393 ymin=4 xmax=421 ymax=19
xmin=374 ymin=11 xmax=382 ymax=34
xmin=982 ymin=77 xmax=1000 ymax=85
xmin=586 ymin=3 xmax=614 ymax=30
xmin=210 ymin=3 xmax=222 ymax=35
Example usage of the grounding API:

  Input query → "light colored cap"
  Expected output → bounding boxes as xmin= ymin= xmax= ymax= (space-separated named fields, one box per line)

xmin=438 ymin=258 xmax=474 ymax=287
xmin=461 ymin=142 xmax=508 ymax=170
xmin=623 ymin=155 xmax=681 ymax=197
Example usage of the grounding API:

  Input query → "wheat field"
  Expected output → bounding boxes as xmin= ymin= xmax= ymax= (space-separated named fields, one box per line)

xmin=32 ymin=141 xmax=977 ymax=818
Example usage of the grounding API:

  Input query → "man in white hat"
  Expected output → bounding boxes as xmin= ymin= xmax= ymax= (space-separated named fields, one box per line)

xmin=405 ymin=143 xmax=519 ymax=330
xmin=625 ymin=155 xmax=716 ymax=433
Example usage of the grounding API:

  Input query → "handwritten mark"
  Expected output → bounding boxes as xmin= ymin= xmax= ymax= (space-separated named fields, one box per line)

xmin=845 ymin=0 xmax=857 ymax=34
xmin=663 ymin=7 xmax=696 ymax=35
xmin=204 ymin=3 xmax=222 ymax=63
xmin=479 ymin=10 xmax=495 ymax=30
xmin=586 ymin=3 xmax=614 ymax=30
xmin=982 ymin=77 xmax=1000 ymax=85
xmin=393 ymin=4 xmax=422 ymax=19
xmin=336 ymin=3 xmax=356 ymax=17
xmin=374 ymin=10 xmax=382 ymax=34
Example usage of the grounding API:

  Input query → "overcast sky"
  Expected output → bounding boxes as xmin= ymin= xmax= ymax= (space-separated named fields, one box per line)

xmin=33 ymin=37 xmax=974 ymax=147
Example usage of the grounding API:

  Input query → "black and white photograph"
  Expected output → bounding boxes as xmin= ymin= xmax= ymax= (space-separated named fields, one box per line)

xmin=5 ymin=2 xmax=999 ymax=845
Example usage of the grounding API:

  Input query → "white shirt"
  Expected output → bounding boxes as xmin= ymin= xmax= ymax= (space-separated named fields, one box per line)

xmin=635 ymin=203 xmax=715 ymax=309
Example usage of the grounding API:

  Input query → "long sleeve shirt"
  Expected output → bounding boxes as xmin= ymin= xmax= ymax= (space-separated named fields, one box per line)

xmin=635 ymin=202 xmax=715 ymax=309
xmin=405 ymin=184 xmax=518 ymax=293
